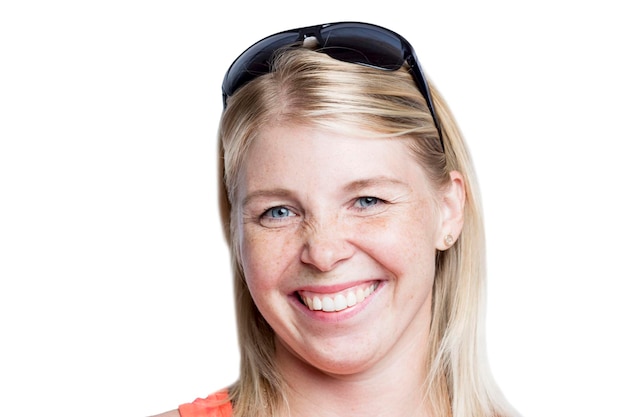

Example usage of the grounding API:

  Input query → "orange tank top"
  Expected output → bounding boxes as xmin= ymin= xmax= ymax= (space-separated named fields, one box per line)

xmin=178 ymin=390 xmax=232 ymax=417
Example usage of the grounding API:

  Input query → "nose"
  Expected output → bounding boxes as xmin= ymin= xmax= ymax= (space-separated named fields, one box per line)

xmin=299 ymin=216 xmax=355 ymax=272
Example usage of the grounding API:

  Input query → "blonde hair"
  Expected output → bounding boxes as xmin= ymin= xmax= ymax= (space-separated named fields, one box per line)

xmin=217 ymin=48 xmax=517 ymax=417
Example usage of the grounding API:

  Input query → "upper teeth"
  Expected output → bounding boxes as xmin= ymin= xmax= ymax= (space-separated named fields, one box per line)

xmin=299 ymin=282 xmax=378 ymax=312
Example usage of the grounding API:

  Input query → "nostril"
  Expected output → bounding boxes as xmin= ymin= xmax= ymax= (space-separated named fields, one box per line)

xmin=300 ymin=239 xmax=354 ymax=272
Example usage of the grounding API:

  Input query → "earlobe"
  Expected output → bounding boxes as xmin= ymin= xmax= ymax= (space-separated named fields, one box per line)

xmin=436 ymin=170 xmax=465 ymax=250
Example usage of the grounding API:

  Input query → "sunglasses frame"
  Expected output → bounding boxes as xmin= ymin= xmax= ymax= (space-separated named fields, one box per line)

xmin=221 ymin=22 xmax=444 ymax=152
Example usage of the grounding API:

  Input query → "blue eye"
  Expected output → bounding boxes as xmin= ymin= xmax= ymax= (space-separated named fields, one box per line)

xmin=356 ymin=197 xmax=380 ymax=208
xmin=265 ymin=206 xmax=292 ymax=218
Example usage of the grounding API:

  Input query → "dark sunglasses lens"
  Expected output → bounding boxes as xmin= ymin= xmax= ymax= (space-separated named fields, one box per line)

xmin=223 ymin=31 xmax=300 ymax=96
xmin=223 ymin=24 xmax=408 ymax=99
xmin=319 ymin=24 xmax=406 ymax=70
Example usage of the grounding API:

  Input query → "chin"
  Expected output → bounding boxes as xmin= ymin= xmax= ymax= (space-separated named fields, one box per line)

xmin=295 ymin=343 xmax=383 ymax=377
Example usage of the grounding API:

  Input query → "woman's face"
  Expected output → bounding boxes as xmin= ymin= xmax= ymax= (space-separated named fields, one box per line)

xmin=234 ymin=124 xmax=463 ymax=377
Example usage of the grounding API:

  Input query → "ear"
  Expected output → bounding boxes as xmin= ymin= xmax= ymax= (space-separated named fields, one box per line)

xmin=435 ymin=170 xmax=466 ymax=250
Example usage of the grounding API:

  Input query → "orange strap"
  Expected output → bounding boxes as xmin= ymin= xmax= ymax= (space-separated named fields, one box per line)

xmin=178 ymin=390 xmax=232 ymax=417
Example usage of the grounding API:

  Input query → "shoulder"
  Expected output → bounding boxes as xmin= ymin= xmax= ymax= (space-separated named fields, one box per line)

xmin=148 ymin=410 xmax=181 ymax=417
xmin=150 ymin=390 xmax=230 ymax=417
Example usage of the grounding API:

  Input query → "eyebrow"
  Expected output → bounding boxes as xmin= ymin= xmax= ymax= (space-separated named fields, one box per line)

xmin=342 ymin=176 xmax=410 ymax=193
xmin=241 ymin=176 xmax=410 ymax=207
xmin=241 ymin=188 xmax=294 ymax=208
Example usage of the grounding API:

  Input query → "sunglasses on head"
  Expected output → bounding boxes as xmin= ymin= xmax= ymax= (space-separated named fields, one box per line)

xmin=222 ymin=21 xmax=444 ymax=152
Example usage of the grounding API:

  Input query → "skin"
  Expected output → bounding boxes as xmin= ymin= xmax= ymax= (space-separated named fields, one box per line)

xmin=233 ymin=124 xmax=465 ymax=417
xmin=151 ymin=123 xmax=465 ymax=417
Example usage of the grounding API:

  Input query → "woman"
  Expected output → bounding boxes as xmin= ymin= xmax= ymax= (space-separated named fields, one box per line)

xmin=154 ymin=22 xmax=517 ymax=417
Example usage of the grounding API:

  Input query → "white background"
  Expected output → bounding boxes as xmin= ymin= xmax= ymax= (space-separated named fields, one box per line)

xmin=1 ymin=1 xmax=624 ymax=416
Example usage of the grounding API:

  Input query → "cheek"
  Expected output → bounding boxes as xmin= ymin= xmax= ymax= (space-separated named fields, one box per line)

xmin=383 ymin=211 xmax=429 ymax=243
xmin=368 ymin=206 xmax=439 ymax=274
xmin=239 ymin=229 xmax=296 ymax=292
xmin=379 ymin=228 xmax=435 ymax=273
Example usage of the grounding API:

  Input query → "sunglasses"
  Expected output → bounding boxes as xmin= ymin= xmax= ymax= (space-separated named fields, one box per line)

xmin=221 ymin=22 xmax=444 ymax=152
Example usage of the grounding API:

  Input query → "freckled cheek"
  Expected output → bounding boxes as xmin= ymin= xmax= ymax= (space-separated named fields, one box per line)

xmin=376 ymin=232 xmax=427 ymax=269
xmin=240 ymin=230 xmax=298 ymax=292
xmin=365 ymin=216 xmax=437 ymax=274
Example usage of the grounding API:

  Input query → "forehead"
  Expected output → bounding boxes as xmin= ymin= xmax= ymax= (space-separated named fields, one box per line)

xmin=236 ymin=124 xmax=434 ymax=197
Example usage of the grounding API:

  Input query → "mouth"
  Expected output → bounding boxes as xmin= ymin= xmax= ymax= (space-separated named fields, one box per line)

xmin=296 ymin=281 xmax=380 ymax=312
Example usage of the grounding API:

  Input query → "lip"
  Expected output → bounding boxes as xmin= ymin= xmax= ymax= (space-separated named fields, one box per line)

xmin=294 ymin=279 xmax=379 ymax=294
xmin=289 ymin=280 xmax=383 ymax=322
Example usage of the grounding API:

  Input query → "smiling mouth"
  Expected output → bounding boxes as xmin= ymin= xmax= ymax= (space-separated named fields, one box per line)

xmin=297 ymin=282 xmax=380 ymax=312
